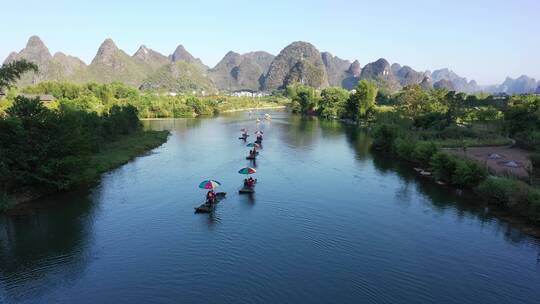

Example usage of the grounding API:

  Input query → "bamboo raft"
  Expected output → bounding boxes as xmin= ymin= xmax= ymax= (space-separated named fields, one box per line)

xmin=194 ymin=192 xmax=227 ymax=213
xmin=239 ymin=180 xmax=257 ymax=194
xmin=239 ymin=187 xmax=255 ymax=194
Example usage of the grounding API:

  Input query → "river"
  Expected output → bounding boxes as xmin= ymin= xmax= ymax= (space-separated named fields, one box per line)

xmin=1 ymin=110 xmax=539 ymax=304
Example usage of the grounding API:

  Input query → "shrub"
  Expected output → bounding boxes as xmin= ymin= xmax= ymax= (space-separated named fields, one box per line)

xmin=412 ymin=141 xmax=439 ymax=164
xmin=477 ymin=177 xmax=516 ymax=206
xmin=452 ymin=159 xmax=487 ymax=188
xmin=413 ymin=112 xmax=447 ymax=130
xmin=430 ymin=152 xmax=458 ymax=182
xmin=394 ymin=137 xmax=416 ymax=160
xmin=371 ymin=123 xmax=398 ymax=151
xmin=173 ymin=104 xmax=194 ymax=118
xmin=186 ymin=96 xmax=212 ymax=116
xmin=477 ymin=177 xmax=540 ymax=222
xmin=514 ymin=130 xmax=540 ymax=151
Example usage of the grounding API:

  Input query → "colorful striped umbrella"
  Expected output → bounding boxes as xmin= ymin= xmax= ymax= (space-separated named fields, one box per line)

xmin=238 ymin=167 xmax=256 ymax=175
xmin=246 ymin=143 xmax=260 ymax=148
xmin=198 ymin=180 xmax=221 ymax=189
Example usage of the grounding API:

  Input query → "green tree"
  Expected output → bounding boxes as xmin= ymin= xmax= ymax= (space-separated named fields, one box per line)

xmin=6 ymin=96 xmax=49 ymax=122
xmin=452 ymin=159 xmax=487 ymax=188
xmin=287 ymin=84 xmax=318 ymax=114
xmin=347 ymin=80 xmax=377 ymax=120
xmin=1 ymin=95 xmax=146 ymax=199
xmin=443 ymin=91 xmax=467 ymax=125
xmin=318 ymin=87 xmax=349 ymax=119
xmin=0 ymin=59 xmax=38 ymax=90
xmin=396 ymin=85 xmax=430 ymax=118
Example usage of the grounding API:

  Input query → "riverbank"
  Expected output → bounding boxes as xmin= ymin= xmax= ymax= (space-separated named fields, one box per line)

xmin=369 ymin=123 xmax=540 ymax=230
xmin=88 ymin=130 xmax=169 ymax=176
xmin=139 ymin=105 xmax=288 ymax=120
xmin=1 ymin=130 xmax=170 ymax=211
xmin=221 ymin=105 xmax=287 ymax=113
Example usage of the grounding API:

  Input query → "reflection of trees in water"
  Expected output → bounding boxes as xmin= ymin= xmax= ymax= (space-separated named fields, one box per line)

xmin=344 ymin=127 xmax=372 ymax=161
xmin=142 ymin=118 xmax=203 ymax=135
xmin=0 ymin=191 xmax=95 ymax=301
xmin=318 ymin=119 xmax=345 ymax=139
xmin=371 ymin=152 xmax=538 ymax=245
xmin=279 ymin=115 xmax=320 ymax=149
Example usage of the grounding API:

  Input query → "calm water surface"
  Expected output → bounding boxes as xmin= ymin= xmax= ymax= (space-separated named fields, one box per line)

xmin=1 ymin=110 xmax=539 ymax=304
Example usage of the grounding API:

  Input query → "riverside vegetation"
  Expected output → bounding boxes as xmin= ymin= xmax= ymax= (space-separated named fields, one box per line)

xmin=1 ymin=81 xmax=287 ymax=119
xmin=286 ymin=81 xmax=540 ymax=224
xmin=0 ymin=61 xmax=169 ymax=209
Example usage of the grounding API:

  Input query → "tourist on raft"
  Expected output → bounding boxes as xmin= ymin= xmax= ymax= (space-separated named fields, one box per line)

xmin=206 ymin=190 xmax=216 ymax=205
xmin=244 ymin=177 xmax=256 ymax=188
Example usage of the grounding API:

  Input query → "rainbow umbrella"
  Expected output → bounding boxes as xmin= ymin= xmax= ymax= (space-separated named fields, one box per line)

xmin=238 ymin=167 xmax=256 ymax=175
xmin=198 ymin=180 xmax=221 ymax=189
xmin=246 ymin=143 xmax=260 ymax=148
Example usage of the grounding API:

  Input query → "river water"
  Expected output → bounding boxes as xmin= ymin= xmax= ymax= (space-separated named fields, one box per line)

xmin=1 ymin=110 xmax=539 ymax=304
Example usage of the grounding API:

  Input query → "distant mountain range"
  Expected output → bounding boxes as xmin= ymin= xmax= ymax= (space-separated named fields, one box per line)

xmin=4 ymin=36 xmax=539 ymax=95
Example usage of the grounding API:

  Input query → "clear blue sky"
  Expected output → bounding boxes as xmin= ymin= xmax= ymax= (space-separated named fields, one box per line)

xmin=1 ymin=0 xmax=538 ymax=85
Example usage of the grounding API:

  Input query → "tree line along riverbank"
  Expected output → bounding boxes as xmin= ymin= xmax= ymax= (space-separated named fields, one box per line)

xmin=0 ymin=60 xmax=172 ymax=209
xmin=0 ymin=95 xmax=169 ymax=210
xmin=286 ymin=81 xmax=540 ymax=226
xmin=1 ymin=81 xmax=288 ymax=119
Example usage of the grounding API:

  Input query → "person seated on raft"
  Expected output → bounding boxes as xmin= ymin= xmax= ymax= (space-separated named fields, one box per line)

xmin=246 ymin=177 xmax=256 ymax=187
xmin=206 ymin=190 xmax=216 ymax=205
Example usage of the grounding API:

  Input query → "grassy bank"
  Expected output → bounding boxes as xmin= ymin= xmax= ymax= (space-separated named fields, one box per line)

xmin=89 ymin=130 xmax=169 ymax=176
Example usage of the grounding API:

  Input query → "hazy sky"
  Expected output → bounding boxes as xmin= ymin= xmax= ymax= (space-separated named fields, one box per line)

xmin=1 ymin=0 xmax=538 ymax=85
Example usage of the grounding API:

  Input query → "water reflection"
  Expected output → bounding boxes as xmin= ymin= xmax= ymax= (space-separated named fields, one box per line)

xmin=249 ymin=159 xmax=257 ymax=168
xmin=318 ymin=119 xmax=345 ymax=139
xmin=370 ymin=150 xmax=538 ymax=245
xmin=279 ymin=115 xmax=320 ymax=149
xmin=344 ymin=127 xmax=372 ymax=161
xmin=0 ymin=190 xmax=96 ymax=301
xmin=240 ymin=193 xmax=256 ymax=208
xmin=197 ymin=210 xmax=221 ymax=228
